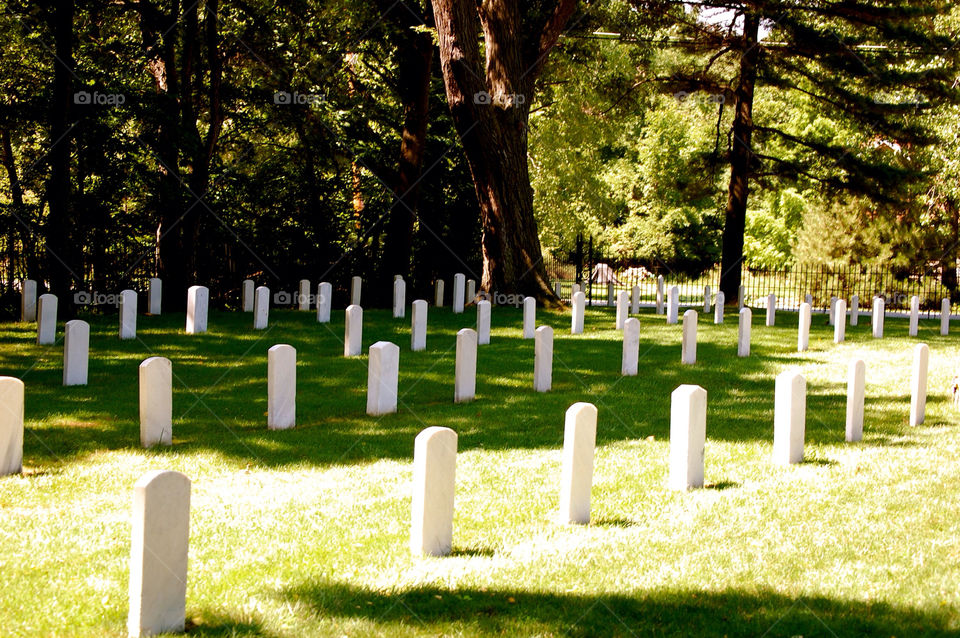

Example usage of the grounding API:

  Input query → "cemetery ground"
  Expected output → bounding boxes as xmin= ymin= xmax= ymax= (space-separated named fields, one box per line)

xmin=2 ymin=305 xmax=960 ymax=637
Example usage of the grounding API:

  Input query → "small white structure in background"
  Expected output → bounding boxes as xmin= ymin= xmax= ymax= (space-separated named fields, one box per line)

xmin=316 ymin=282 xmax=332 ymax=323
xmin=797 ymin=302 xmax=811 ymax=352
xmin=37 ymin=293 xmax=58 ymax=345
xmin=148 ymin=278 xmax=162 ymax=315
xmin=872 ymin=297 xmax=885 ymax=338
xmin=606 ymin=282 xmax=615 ymax=307
xmin=477 ymin=300 xmax=491 ymax=345
xmin=63 ymin=320 xmax=89 ymax=386
xmin=909 ymin=295 xmax=920 ymax=337
xmin=631 ymin=285 xmax=640 ymax=314
xmin=411 ymin=300 xmax=427 ymax=351
xmin=846 ymin=358 xmax=865 ymax=442
xmin=127 ymin=470 xmax=190 ymax=638
xmin=714 ymin=291 xmax=725 ymax=324
xmin=367 ymin=341 xmax=400 ymax=416
xmin=139 ymin=356 xmax=172 ymax=448
xmin=669 ymin=384 xmax=707 ymax=490
xmin=344 ymin=305 xmax=363 ymax=357
xmin=738 ymin=307 xmax=751 ymax=357
xmin=410 ymin=426 xmax=457 ymax=557
xmin=454 ymin=328 xmax=477 ymax=403
xmin=522 ymin=297 xmax=536 ymax=339
xmin=571 ymin=291 xmax=585 ymax=335
xmin=909 ymin=343 xmax=929 ymax=427
xmin=0 ymin=377 xmax=24 ymax=476
xmin=703 ymin=285 xmax=711 ymax=314
xmin=242 ymin=279 xmax=254 ymax=312
xmin=453 ymin=273 xmax=465 ymax=314
xmin=772 ymin=370 xmax=806 ymax=465
xmin=681 ymin=309 xmax=697 ymax=365
xmin=393 ymin=278 xmax=406 ymax=319
xmin=941 ymin=298 xmax=951 ymax=336
xmin=298 ymin=279 xmax=311 ymax=311
xmin=622 ymin=317 xmax=640 ymax=376
xmin=667 ymin=286 xmax=679 ymax=324
xmin=119 ymin=290 xmax=137 ymax=340
xmin=765 ymin=293 xmax=776 ymax=327
xmin=20 ymin=279 xmax=37 ymax=322
xmin=253 ymin=286 xmax=270 ymax=329
xmin=434 ymin=279 xmax=444 ymax=307
xmin=834 ymin=299 xmax=847 ymax=343
xmin=533 ymin=325 xmax=553 ymax=392
xmin=466 ymin=279 xmax=476 ymax=306
xmin=351 ymin=276 xmax=362 ymax=306
xmin=656 ymin=275 xmax=664 ymax=314
xmin=850 ymin=294 xmax=859 ymax=326
xmin=185 ymin=286 xmax=209 ymax=334
xmin=615 ymin=291 xmax=629 ymax=330
xmin=828 ymin=296 xmax=837 ymax=326
xmin=738 ymin=284 xmax=746 ymax=310
xmin=558 ymin=402 xmax=598 ymax=525
xmin=268 ymin=344 xmax=296 ymax=430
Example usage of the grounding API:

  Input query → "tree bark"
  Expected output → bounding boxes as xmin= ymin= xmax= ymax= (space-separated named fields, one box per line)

xmin=1 ymin=128 xmax=24 ymax=294
xmin=45 ymin=0 xmax=77 ymax=312
xmin=719 ymin=13 xmax=761 ymax=304
xmin=431 ymin=0 xmax=574 ymax=306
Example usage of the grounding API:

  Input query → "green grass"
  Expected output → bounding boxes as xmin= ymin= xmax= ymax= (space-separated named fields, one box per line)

xmin=1 ymin=303 xmax=959 ymax=637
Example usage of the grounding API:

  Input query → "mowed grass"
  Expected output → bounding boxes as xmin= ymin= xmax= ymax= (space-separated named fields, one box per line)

xmin=1 ymin=301 xmax=960 ymax=637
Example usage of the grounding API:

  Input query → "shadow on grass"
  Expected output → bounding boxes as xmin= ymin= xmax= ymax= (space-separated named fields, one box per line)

xmin=208 ymin=579 xmax=960 ymax=638
xmin=704 ymin=480 xmax=741 ymax=490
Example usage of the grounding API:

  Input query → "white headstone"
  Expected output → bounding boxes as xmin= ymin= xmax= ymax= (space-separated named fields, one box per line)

xmin=20 ymin=279 xmax=37 ymax=322
xmin=63 ymin=319 xmax=89 ymax=386
xmin=798 ymin=302 xmax=811 ymax=352
xmin=316 ymin=282 xmax=332 ymax=323
xmin=119 ymin=290 xmax=137 ymax=340
xmin=434 ymin=279 xmax=444 ymax=307
xmin=571 ymin=291 xmax=585 ymax=335
xmin=572 ymin=283 xmax=581 ymax=296
xmin=411 ymin=299 xmax=427 ymax=351
xmin=667 ymin=286 xmax=679 ymax=324
xmin=703 ymin=285 xmax=711 ymax=314
xmin=242 ymin=279 xmax=254 ymax=312
xmin=393 ymin=278 xmax=406 ymax=319
xmin=454 ymin=328 xmax=477 ymax=403
xmin=773 ymin=370 xmax=806 ymax=465
xmin=738 ymin=284 xmax=745 ymax=310
xmin=850 ymin=294 xmax=859 ymax=326
xmin=466 ymin=279 xmax=476 ymax=305
xmin=834 ymin=299 xmax=847 ymax=343
xmin=139 ymin=357 xmax=172 ymax=447
xmin=554 ymin=282 xmax=562 ymax=298
xmin=253 ymin=286 xmax=269 ymax=329
xmin=942 ymin=298 xmax=950 ymax=336
xmin=351 ymin=276 xmax=362 ymax=306
xmin=738 ymin=307 xmax=751 ymax=357
xmin=766 ymin=293 xmax=776 ymax=327
xmin=0 ymin=377 xmax=24 ymax=475
xmin=522 ymin=297 xmax=536 ymax=339
xmin=622 ymin=317 xmax=640 ymax=376
xmin=681 ymin=309 xmax=697 ymax=365
xmin=804 ymin=293 xmax=813 ymax=306
xmin=631 ymin=285 xmax=640 ymax=314
xmin=185 ymin=286 xmax=208 ymax=334
xmin=37 ymin=293 xmax=58 ymax=344
xmin=344 ymin=305 xmax=363 ymax=357
xmin=872 ymin=297 xmax=884 ymax=338
xmin=909 ymin=343 xmax=929 ymax=426
xmin=606 ymin=282 xmax=614 ymax=307
xmin=410 ymin=426 xmax=457 ymax=557
xmin=669 ymin=384 xmax=706 ymax=490
xmin=298 ymin=279 xmax=311 ymax=311
xmin=533 ymin=325 xmax=553 ymax=392
xmin=714 ymin=291 xmax=725 ymax=324
xmin=148 ymin=278 xmax=162 ymax=315
xmin=268 ymin=344 xmax=296 ymax=430
xmin=909 ymin=295 xmax=919 ymax=336
xmin=453 ymin=273 xmax=465 ymax=314
xmin=828 ymin=296 xmax=837 ymax=326
xmin=615 ymin=291 xmax=629 ymax=330
xmin=477 ymin=300 xmax=491 ymax=345
xmin=127 ymin=470 xmax=190 ymax=638
xmin=367 ymin=341 xmax=400 ymax=416
xmin=558 ymin=402 xmax=598 ymax=525
xmin=846 ymin=358 xmax=865 ymax=442
xmin=656 ymin=276 xmax=664 ymax=314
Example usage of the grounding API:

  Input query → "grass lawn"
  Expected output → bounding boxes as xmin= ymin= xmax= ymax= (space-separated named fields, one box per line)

xmin=2 ymin=302 xmax=959 ymax=637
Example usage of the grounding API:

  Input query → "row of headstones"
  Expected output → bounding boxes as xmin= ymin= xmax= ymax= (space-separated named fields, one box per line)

xmin=118 ymin=345 xmax=934 ymax=636
xmin=20 ymin=278 xmax=166 ymax=323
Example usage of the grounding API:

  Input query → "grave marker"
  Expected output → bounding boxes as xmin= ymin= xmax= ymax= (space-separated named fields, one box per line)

xmin=559 ymin=402 xmax=598 ymax=525
xmin=242 ymin=279 xmax=254 ymax=312
xmin=631 ymin=285 xmax=640 ymax=314
xmin=846 ymin=358 xmax=865 ymax=442
xmin=942 ymin=298 xmax=951 ymax=336
xmin=669 ymin=384 xmax=707 ymax=490
xmin=534 ymin=326 xmax=553 ymax=392
xmin=119 ymin=290 xmax=137 ymax=340
xmin=63 ymin=320 xmax=89 ymax=386
xmin=773 ymin=370 xmax=806 ymax=465
xmin=523 ymin=297 xmax=536 ymax=339
xmin=714 ymin=291 xmax=725 ymax=324
xmin=622 ymin=318 xmax=640 ymax=376
xmin=798 ymin=302 xmax=811 ymax=352
xmin=909 ymin=295 xmax=919 ymax=336
xmin=253 ymin=286 xmax=269 ymax=329
xmin=298 ymin=279 xmax=311 ymax=311
xmin=872 ymin=297 xmax=884 ymax=338
xmin=667 ymin=286 xmax=679 ymax=324
xmin=411 ymin=300 xmax=427 ymax=351
xmin=434 ymin=279 xmax=444 ymax=307
xmin=268 ymin=344 xmax=296 ymax=430
xmin=148 ymin=278 xmax=162 ymax=315
xmin=367 ymin=341 xmax=399 ymax=416
xmin=850 ymin=294 xmax=859 ymax=326
xmin=453 ymin=274 xmax=465 ymax=314
xmin=681 ymin=309 xmax=697 ymax=365
xmin=477 ymin=300 xmax=491 ymax=345
xmin=21 ymin=279 xmax=37 ymax=322
xmin=834 ymin=299 xmax=847 ymax=343
xmin=910 ymin=343 xmax=929 ymax=426
xmin=616 ymin=291 xmax=629 ymax=330
xmin=317 ymin=282 xmax=332 ymax=323
xmin=656 ymin=275 xmax=664 ymax=314
xmin=0 ymin=377 xmax=24 ymax=475
xmin=344 ymin=305 xmax=363 ymax=357
xmin=766 ymin=293 xmax=776 ymax=327
xmin=703 ymin=285 xmax=711 ymax=314
xmin=37 ymin=293 xmax=58 ymax=344
xmin=410 ymin=426 xmax=457 ymax=557
xmin=185 ymin=286 xmax=208 ymax=334
xmin=454 ymin=328 xmax=477 ymax=403
xmin=139 ymin=357 xmax=172 ymax=447
xmin=571 ymin=291 xmax=585 ymax=335
xmin=393 ymin=278 xmax=406 ymax=319
xmin=738 ymin=308 xmax=751 ymax=357
xmin=351 ymin=276 xmax=362 ymax=306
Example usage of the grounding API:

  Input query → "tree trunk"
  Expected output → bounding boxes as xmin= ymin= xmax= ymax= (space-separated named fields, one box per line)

xmin=431 ymin=0 xmax=574 ymax=306
xmin=719 ymin=13 xmax=761 ymax=304
xmin=45 ymin=0 xmax=77 ymax=313
xmin=1 ymin=128 xmax=24 ymax=294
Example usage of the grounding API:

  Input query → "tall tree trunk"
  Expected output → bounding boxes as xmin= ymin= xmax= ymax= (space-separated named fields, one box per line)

xmin=1 ymin=128 xmax=24 ymax=294
xmin=45 ymin=0 xmax=77 ymax=313
xmin=431 ymin=0 xmax=575 ymax=305
xmin=719 ymin=13 xmax=760 ymax=303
